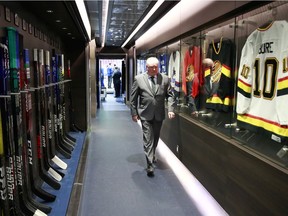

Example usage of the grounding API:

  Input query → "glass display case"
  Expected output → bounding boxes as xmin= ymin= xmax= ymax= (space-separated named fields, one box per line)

xmin=136 ymin=58 xmax=146 ymax=75
xmin=183 ymin=20 xmax=237 ymax=137
xmin=232 ymin=1 xmax=288 ymax=166
xmin=136 ymin=1 xmax=288 ymax=169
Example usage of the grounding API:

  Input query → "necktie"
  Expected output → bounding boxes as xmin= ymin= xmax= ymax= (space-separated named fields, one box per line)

xmin=150 ymin=76 xmax=156 ymax=93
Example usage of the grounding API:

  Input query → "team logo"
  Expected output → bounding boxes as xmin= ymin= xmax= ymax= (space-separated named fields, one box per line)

xmin=211 ymin=60 xmax=222 ymax=83
xmin=186 ymin=64 xmax=194 ymax=81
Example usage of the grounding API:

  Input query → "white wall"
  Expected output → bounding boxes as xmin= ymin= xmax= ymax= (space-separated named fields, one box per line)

xmin=135 ymin=0 xmax=251 ymax=52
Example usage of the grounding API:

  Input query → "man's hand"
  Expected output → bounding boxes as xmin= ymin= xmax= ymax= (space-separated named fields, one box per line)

xmin=132 ymin=115 xmax=139 ymax=122
xmin=168 ymin=112 xmax=175 ymax=119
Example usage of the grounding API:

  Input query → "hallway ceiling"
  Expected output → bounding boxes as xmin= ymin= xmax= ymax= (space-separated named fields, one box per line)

xmin=86 ymin=0 xmax=154 ymax=47
xmin=85 ymin=0 xmax=180 ymax=49
xmin=3 ymin=1 xmax=179 ymax=50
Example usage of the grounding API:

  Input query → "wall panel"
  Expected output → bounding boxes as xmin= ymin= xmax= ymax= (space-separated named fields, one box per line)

xmin=161 ymin=114 xmax=288 ymax=215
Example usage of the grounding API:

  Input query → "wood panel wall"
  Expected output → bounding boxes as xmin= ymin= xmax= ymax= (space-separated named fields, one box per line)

xmin=161 ymin=114 xmax=288 ymax=216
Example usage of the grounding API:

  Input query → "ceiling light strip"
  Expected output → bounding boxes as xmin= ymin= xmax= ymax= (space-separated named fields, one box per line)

xmin=101 ymin=0 xmax=109 ymax=47
xmin=75 ymin=0 xmax=91 ymax=40
xmin=121 ymin=0 xmax=165 ymax=48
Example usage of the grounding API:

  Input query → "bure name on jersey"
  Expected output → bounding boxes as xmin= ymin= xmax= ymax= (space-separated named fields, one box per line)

xmin=258 ymin=42 xmax=274 ymax=54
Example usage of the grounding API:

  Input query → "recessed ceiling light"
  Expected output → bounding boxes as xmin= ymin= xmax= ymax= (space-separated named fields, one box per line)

xmin=46 ymin=10 xmax=53 ymax=13
xmin=56 ymin=20 xmax=61 ymax=23
xmin=62 ymin=27 xmax=67 ymax=30
xmin=67 ymin=32 xmax=72 ymax=35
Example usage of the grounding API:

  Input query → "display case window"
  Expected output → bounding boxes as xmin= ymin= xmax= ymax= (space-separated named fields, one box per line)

xmin=136 ymin=58 xmax=146 ymax=75
xmin=136 ymin=1 xmax=288 ymax=169
xmin=177 ymin=20 xmax=237 ymax=138
xmin=233 ymin=1 xmax=288 ymax=167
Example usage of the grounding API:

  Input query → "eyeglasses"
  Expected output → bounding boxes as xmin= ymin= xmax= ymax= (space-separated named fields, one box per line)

xmin=147 ymin=65 xmax=158 ymax=69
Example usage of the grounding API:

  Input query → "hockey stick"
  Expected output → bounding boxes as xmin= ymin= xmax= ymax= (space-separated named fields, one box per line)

xmin=56 ymin=69 xmax=74 ymax=153
xmin=0 ymin=38 xmax=23 ymax=215
xmin=32 ymin=49 xmax=61 ymax=190
xmin=0 ymin=96 xmax=22 ymax=215
xmin=0 ymin=100 xmax=9 ymax=216
xmin=5 ymin=28 xmax=27 ymax=216
xmin=0 ymin=36 xmax=10 ymax=216
xmin=20 ymin=89 xmax=51 ymax=214
xmin=8 ymin=28 xmax=48 ymax=216
xmin=44 ymin=50 xmax=66 ymax=174
xmin=22 ymin=49 xmax=56 ymax=203
xmin=53 ymin=55 xmax=75 ymax=151
xmin=63 ymin=60 xmax=77 ymax=142
xmin=0 ymin=111 xmax=9 ymax=215
xmin=58 ymin=55 xmax=75 ymax=147
xmin=51 ymin=54 xmax=72 ymax=159
xmin=44 ymin=51 xmax=67 ymax=170
xmin=38 ymin=49 xmax=63 ymax=181
xmin=19 ymin=41 xmax=50 ymax=215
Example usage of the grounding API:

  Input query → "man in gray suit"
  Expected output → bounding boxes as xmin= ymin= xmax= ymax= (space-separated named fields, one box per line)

xmin=130 ymin=57 xmax=176 ymax=177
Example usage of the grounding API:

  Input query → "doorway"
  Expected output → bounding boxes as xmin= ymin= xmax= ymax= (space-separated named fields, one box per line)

xmin=98 ymin=59 xmax=125 ymax=105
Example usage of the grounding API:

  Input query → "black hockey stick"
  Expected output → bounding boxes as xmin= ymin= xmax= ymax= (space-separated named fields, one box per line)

xmin=1 ymin=31 xmax=22 ymax=216
xmin=58 ymin=55 xmax=75 ymax=147
xmin=51 ymin=54 xmax=72 ymax=159
xmin=32 ymin=49 xmax=61 ymax=190
xmin=23 ymin=49 xmax=56 ymax=203
xmin=0 ymin=100 xmax=9 ymax=216
xmin=0 ymin=36 xmax=10 ymax=216
xmin=44 ymin=50 xmax=67 ymax=170
xmin=8 ymin=27 xmax=47 ymax=216
xmin=0 ymin=111 xmax=9 ymax=216
xmin=20 ymin=48 xmax=52 ymax=214
xmin=52 ymin=54 xmax=74 ymax=151
xmin=38 ymin=49 xmax=64 ymax=181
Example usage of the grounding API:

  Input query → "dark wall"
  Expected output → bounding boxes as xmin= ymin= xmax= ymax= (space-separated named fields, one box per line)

xmin=126 ymin=47 xmax=136 ymax=103
xmin=0 ymin=3 xmax=88 ymax=131
xmin=66 ymin=44 xmax=87 ymax=131
xmin=161 ymin=114 xmax=288 ymax=215
xmin=161 ymin=111 xmax=181 ymax=159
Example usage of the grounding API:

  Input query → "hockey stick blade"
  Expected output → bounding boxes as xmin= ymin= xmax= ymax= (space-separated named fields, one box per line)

xmin=65 ymin=133 xmax=76 ymax=142
xmin=51 ymin=155 xmax=67 ymax=170
xmin=48 ymin=167 xmax=62 ymax=182
xmin=31 ymin=183 xmax=56 ymax=202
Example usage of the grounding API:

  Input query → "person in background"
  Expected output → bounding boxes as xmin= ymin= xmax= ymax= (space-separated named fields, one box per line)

xmin=130 ymin=57 xmax=176 ymax=177
xmin=112 ymin=67 xmax=122 ymax=97
xmin=100 ymin=67 xmax=105 ymax=88
xmin=107 ymin=63 xmax=113 ymax=88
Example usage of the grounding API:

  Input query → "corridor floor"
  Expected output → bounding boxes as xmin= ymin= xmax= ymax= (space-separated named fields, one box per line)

xmin=77 ymin=93 xmax=227 ymax=216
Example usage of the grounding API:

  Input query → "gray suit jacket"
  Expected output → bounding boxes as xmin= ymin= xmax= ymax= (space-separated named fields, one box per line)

xmin=130 ymin=72 xmax=175 ymax=121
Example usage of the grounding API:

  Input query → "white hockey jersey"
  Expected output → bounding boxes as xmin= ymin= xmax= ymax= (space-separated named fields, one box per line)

xmin=168 ymin=51 xmax=181 ymax=92
xmin=237 ymin=20 xmax=288 ymax=138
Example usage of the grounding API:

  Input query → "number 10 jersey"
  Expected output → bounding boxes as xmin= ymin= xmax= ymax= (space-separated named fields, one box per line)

xmin=237 ymin=20 xmax=288 ymax=138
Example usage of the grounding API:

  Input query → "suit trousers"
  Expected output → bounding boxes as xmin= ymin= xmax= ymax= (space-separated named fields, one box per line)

xmin=141 ymin=118 xmax=163 ymax=166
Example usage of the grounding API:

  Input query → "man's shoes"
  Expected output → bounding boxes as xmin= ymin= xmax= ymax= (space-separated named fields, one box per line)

xmin=146 ymin=165 xmax=154 ymax=177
